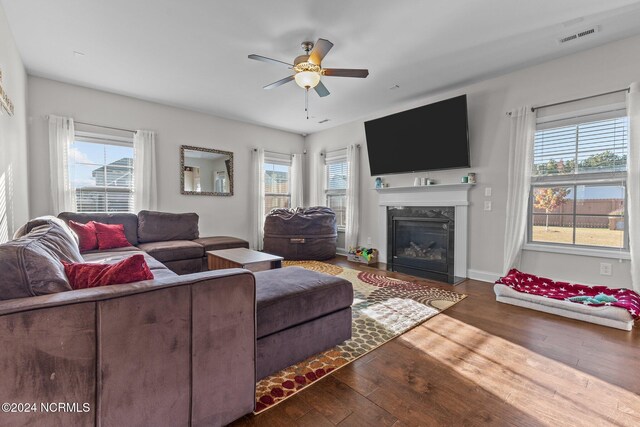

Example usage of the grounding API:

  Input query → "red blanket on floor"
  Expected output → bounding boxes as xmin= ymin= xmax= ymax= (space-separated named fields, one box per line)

xmin=496 ymin=269 xmax=640 ymax=320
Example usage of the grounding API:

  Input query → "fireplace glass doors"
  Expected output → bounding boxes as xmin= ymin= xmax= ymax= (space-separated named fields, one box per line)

xmin=387 ymin=207 xmax=455 ymax=283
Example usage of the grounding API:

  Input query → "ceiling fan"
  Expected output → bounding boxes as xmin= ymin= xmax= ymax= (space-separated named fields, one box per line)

xmin=248 ymin=38 xmax=369 ymax=117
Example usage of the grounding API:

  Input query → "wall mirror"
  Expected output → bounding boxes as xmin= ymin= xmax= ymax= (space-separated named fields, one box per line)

xmin=180 ymin=145 xmax=233 ymax=196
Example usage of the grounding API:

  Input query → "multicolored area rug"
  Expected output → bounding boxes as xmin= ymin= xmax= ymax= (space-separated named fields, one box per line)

xmin=254 ymin=261 xmax=466 ymax=414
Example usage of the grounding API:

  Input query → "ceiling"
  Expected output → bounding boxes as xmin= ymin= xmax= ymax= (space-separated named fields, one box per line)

xmin=3 ymin=0 xmax=640 ymax=135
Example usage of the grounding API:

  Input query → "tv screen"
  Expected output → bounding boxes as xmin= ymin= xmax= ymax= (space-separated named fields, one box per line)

xmin=364 ymin=95 xmax=470 ymax=175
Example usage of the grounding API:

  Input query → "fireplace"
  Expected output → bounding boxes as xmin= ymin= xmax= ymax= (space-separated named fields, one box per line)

xmin=387 ymin=206 xmax=458 ymax=284
xmin=376 ymin=184 xmax=470 ymax=282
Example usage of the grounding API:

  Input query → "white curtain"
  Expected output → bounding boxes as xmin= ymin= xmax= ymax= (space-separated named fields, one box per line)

xmin=309 ymin=152 xmax=326 ymax=207
xmin=291 ymin=153 xmax=304 ymax=208
xmin=251 ymin=148 xmax=265 ymax=250
xmin=627 ymin=83 xmax=640 ymax=292
xmin=133 ymin=130 xmax=158 ymax=212
xmin=345 ymin=144 xmax=360 ymax=250
xmin=48 ymin=115 xmax=75 ymax=213
xmin=503 ymin=106 xmax=536 ymax=273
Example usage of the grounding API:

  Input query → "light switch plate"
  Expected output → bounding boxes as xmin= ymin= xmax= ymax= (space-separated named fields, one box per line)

xmin=484 ymin=201 xmax=492 ymax=211
xmin=485 ymin=187 xmax=492 ymax=197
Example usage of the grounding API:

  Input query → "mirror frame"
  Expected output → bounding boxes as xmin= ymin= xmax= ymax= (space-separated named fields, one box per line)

xmin=180 ymin=145 xmax=234 ymax=196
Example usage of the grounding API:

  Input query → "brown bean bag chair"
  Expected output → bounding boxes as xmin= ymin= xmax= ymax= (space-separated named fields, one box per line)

xmin=263 ymin=207 xmax=337 ymax=260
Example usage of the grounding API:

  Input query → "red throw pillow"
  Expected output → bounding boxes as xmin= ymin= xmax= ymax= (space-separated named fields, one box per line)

xmin=63 ymin=254 xmax=154 ymax=289
xmin=68 ymin=220 xmax=99 ymax=252
xmin=93 ymin=222 xmax=131 ymax=250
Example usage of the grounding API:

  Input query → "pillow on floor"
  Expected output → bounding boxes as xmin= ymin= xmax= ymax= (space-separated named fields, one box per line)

xmin=63 ymin=254 xmax=154 ymax=289
xmin=68 ymin=220 xmax=98 ymax=252
xmin=93 ymin=222 xmax=131 ymax=250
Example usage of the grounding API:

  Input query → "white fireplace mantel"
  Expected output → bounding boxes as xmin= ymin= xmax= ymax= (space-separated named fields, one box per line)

xmin=375 ymin=183 xmax=472 ymax=279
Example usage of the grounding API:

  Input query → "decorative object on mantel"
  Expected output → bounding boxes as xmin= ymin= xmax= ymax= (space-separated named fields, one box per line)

xmin=0 ymin=68 xmax=15 ymax=116
xmin=467 ymin=172 xmax=476 ymax=184
xmin=461 ymin=176 xmax=469 ymax=183
xmin=375 ymin=177 xmax=383 ymax=189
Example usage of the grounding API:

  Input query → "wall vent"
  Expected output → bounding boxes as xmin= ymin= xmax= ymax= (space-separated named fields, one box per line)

xmin=557 ymin=25 xmax=600 ymax=44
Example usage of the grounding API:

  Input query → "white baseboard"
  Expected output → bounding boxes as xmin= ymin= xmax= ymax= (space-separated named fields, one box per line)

xmin=467 ymin=269 xmax=501 ymax=283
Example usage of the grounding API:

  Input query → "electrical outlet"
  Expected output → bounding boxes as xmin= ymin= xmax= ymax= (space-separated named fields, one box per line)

xmin=600 ymin=262 xmax=612 ymax=276
xmin=366 ymin=237 xmax=372 ymax=246
xmin=485 ymin=187 xmax=492 ymax=197
xmin=484 ymin=201 xmax=492 ymax=211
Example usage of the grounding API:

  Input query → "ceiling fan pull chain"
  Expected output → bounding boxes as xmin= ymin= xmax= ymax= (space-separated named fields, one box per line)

xmin=305 ymin=88 xmax=309 ymax=120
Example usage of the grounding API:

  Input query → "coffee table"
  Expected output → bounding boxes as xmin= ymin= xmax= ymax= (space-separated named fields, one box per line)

xmin=207 ymin=248 xmax=284 ymax=272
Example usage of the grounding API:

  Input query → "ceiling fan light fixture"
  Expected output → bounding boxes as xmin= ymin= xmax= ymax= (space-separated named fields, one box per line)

xmin=294 ymin=71 xmax=321 ymax=89
xmin=293 ymin=61 xmax=322 ymax=89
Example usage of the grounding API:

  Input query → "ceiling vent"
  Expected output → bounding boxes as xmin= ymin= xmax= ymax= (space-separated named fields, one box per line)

xmin=557 ymin=25 xmax=600 ymax=44
xmin=318 ymin=118 xmax=330 ymax=124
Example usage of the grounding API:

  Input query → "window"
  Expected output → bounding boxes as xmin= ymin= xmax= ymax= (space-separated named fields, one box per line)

xmin=325 ymin=150 xmax=348 ymax=229
xmin=529 ymin=106 xmax=628 ymax=251
xmin=264 ymin=153 xmax=291 ymax=215
xmin=69 ymin=131 xmax=135 ymax=213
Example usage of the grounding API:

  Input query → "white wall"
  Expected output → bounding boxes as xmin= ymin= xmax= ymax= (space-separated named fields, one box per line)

xmin=27 ymin=76 xmax=304 ymax=241
xmin=0 ymin=5 xmax=28 ymax=242
xmin=305 ymin=34 xmax=640 ymax=288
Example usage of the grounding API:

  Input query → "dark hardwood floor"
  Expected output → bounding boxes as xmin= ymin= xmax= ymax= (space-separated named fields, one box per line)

xmin=231 ymin=257 xmax=640 ymax=426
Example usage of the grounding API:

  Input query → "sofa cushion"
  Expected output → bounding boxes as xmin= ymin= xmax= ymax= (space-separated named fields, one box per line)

xmin=63 ymin=254 xmax=154 ymax=289
xmin=0 ymin=221 xmax=84 ymax=300
xmin=94 ymin=222 xmax=132 ymax=250
xmin=193 ymin=236 xmax=249 ymax=251
xmin=163 ymin=259 xmax=204 ymax=275
xmin=137 ymin=240 xmax=204 ymax=263
xmin=254 ymin=266 xmax=353 ymax=339
xmin=138 ymin=210 xmax=199 ymax=243
xmin=58 ymin=212 xmax=139 ymax=246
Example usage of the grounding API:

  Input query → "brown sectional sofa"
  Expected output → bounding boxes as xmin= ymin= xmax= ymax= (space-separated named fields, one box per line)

xmin=0 ymin=216 xmax=255 ymax=426
xmin=58 ymin=210 xmax=249 ymax=275
xmin=0 ymin=214 xmax=353 ymax=426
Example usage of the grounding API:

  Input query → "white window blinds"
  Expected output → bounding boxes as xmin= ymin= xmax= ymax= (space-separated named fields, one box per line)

xmin=534 ymin=107 xmax=628 ymax=177
xmin=70 ymin=131 xmax=135 ymax=213
xmin=327 ymin=162 xmax=348 ymax=191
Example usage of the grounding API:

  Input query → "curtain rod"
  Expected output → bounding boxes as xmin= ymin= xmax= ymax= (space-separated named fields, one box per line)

xmin=320 ymin=144 xmax=361 ymax=156
xmin=506 ymin=87 xmax=630 ymax=116
xmin=252 ymin=149 xmax=302 ymax=156
xmin=45 ymin=115 xmax=136 ymax=133
xmin=74 ymin=120 xmax=136 ymax=134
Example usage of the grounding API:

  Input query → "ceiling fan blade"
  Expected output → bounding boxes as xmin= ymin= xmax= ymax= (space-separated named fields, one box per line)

xmin=263 ymin=75 xmax=295 ymax=90
xmin=314 ymin=81 xmax=330 ymax=97
xmin=248 ymin=54 xmax=293 ymax=68
xmin=308 ymin=38 xmax=334 ymax=65
xmin=323 ymin=68 xmax=369 ymax=78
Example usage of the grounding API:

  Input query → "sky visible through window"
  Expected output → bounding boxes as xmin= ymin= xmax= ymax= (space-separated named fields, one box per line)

xmin=69 ymin=140 xmax=133 ymax=188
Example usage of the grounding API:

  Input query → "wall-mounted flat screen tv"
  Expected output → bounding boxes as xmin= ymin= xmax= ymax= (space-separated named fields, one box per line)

xmin=364 ymin=94 xmax=470 ymax=175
